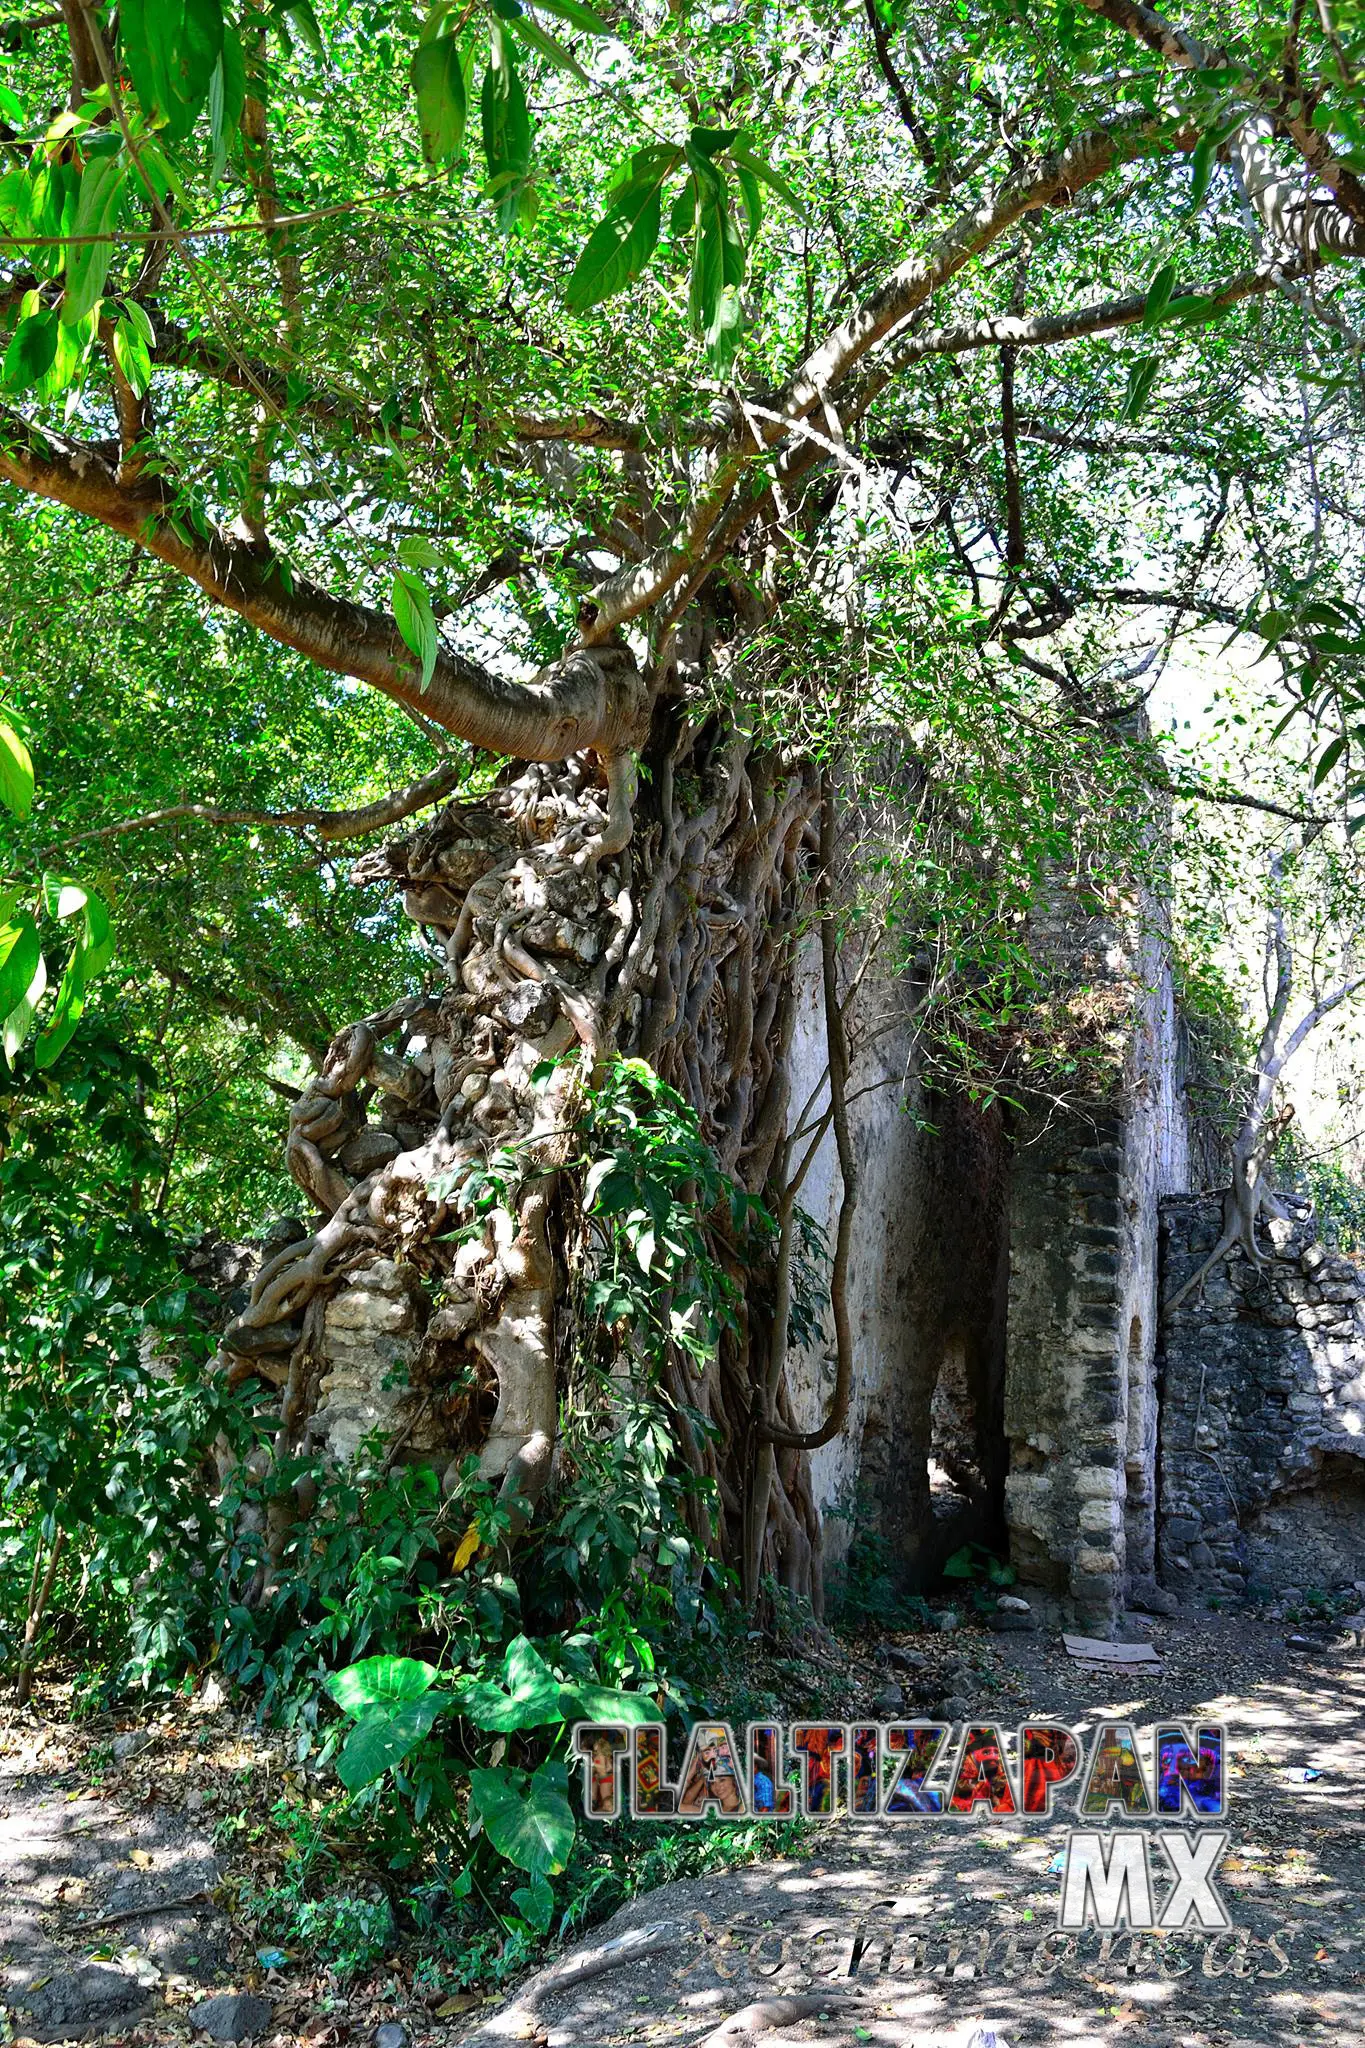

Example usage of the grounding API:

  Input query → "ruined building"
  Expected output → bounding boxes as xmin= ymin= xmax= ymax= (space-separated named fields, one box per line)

xmin=200 ymin=808 xmax=1365 ymax=1633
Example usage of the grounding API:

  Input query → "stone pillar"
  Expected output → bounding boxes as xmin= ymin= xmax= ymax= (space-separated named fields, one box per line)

xmin=1004 ymin=1117 xmax=1130 ymax=1630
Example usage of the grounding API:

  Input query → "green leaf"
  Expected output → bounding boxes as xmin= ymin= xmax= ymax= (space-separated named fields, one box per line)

xmin=1142 ymin=259 xmax=1177 ymax=329
xmin=0 ymin=915 xmax=41 ymax=1022
xmin=565 ymin=180 xmax=664 ymax=312
xmin=689 ymin=170 xmax=745 ymax=364
xmin=469 ymin=1760 xmax=575 ymax=1874
xmin=327 ymin=1654 xmax=439 ymax=1716
xmin=412 ymin=34 xmax=467 ymax=163
xmin=335 ymin=1694 xmax=454 ymax=1789
xmin=481 ymin=26 xmax=532 ymax=231
xmin=62 ymin=152 xmax=129 ymax=323
xmin=42 ymin=872 xmax=87 ymax=918
xmin=3 ymin=947 xmax=44 ymax=1065
xmin=0 ymin=715 xmax=34 ymax=818
xmin=397 ymin=534 xmax=446 ymax=570
xmin=392 ymin=569 xmax=439 ymax=689
xmin=1310 ymin=632 xmax=1365 ymax=657
xmin=559 ymin=1682 xmax=659 ymax=1724
xmin=531 ymin=0 xmax=614 ymax=33
xmin=1313 ymin=734 xmax=1347 ymax=785
xmin=510 ymin=1873 xmax=555 ymax=1933
xmin=1189 ymin=129 xmax=1216 ymax=213
xmin=2 ymin=309 xmax=59 ymax=393
xmin=1122 ymin=353 xmax=1159 ymax=421
xmin=120 ymin=0 xmax=225 ymax=137
xmin=121 ymin=298 xmax=157 ymax=348
xmin=112 ymin=314 xmax=152 ymax=398
xmin=0 ymin=85 xmax=25 ymax=126
xmin=80 ymin=890 xmax=115 ymax=979
xmin=33 ymin=940 xmax=84 ymax=1069
xmin=728 ymin=140 xmax=804 ymax=217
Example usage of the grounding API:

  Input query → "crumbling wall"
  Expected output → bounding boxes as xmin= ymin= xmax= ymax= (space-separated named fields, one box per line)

xmin=1002 ymin=893 xmax=1189 ymax=1629
xmin=783 ymin=946 xmax=1011 ymax=1588
xmin=1157 ymin=1194 xmax=1365 ymax=1597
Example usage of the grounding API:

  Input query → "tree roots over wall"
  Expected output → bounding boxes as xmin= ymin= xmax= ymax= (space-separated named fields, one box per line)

xmin=214 ymin=724 xmax=832 ymax=1616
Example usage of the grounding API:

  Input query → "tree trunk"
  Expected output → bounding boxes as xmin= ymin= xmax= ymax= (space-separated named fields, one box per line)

xmin=215 ymin=718 xmax=835 ymax=1616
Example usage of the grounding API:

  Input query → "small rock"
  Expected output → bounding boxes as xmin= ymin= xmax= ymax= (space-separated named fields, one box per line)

xmin=995 ymin=1593 xmax=1030 ymax=1612
xmin=112 ymin=1729 xmax=153 ymax=1763
xmin=876 ymin=1642 xmax=927 ymax=1672
xmin=936 ymin=1694 xmax=972 ymax=1721
xmin=1286 ymin=1634 xmax=1314 ymax=1650
xmin=872 ymin=1684 xmax=904 ymax=1718
xmin=191 ymin=1991 xmax=274 ymax=2043
xmin=931 ymin=1609 xmax=960 ymax=1631
xmin=989 ymin=1610 xmax=1037 ymax=1633
xmin=374 ymin=2027 xmax=411 ymax=2048
xmin=20 ymin=1965 xmax=148 ymax=2034
xmin=1129 ymin=1581 xmax=1179 ymax=1617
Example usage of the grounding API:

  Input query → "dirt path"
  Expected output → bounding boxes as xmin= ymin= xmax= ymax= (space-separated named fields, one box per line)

xmin=2 ymin=1610 xmax=1361 ymax=2048
xmin=458 ymin=1610 xmax=1365 ymax=2048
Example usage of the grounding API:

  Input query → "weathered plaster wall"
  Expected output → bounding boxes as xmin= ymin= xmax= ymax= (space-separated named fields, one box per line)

xmin=1002 ymin=897 xmax=1190 ymax=1629
xmin=783 ymin=944 xmax=1010 ymax=1587
xmin=1157 ymin=1194 xmax=1365 ymax=1597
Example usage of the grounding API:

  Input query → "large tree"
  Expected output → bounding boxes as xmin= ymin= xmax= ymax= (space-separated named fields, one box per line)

xmin=2 ymin=0 xmax=1364 ymax=1610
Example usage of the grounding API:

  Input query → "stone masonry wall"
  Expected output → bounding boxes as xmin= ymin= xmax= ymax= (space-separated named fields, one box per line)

xmin=1003 ymin=893 xmax=1189 ymax=1631
xmin=1157 ymin=1195 xmax=1365 ymax=1597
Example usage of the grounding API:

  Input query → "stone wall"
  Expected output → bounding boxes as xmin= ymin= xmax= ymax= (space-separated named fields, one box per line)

xmin=1002 ymin=893 xmax=1190 ymax=1630
xmin=783 ymin=943 xmax=1011 ymax=1588
xmin=1157 ymin=1195 xmax=1365 ymax=1598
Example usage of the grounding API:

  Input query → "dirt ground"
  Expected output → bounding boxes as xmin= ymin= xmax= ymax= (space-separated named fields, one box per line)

xmin=2 ymin=1607 xmax=1362 ymax=2048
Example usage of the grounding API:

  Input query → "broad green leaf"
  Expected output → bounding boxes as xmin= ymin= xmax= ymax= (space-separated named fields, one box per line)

xmin=728 ymin=140 xmax=804 ymax=217
xmin=2 ymin=309 xmax=59 ymax=393
xmin=393 ymin=569 xmax=439 ymax=689
xmin=510 ymin=1873 xmax=555 ymax=1932
xmin=43 ymin=873 xmax=86 ymax=918
xmin=112 ymin=315 xmax=152 ymax=398
xmin=505 ymin=12 xmax=589 ymax=83
xmin=397 ymin=534 xmax=446 ymax=570
xmin=3 ymin=948 xmax=45 ymax=1066
xmin=0 ymin=715 xmax=34 ymax=818
xmin=120 ymin=0 xmax=225 ymax=138
xmin=121 ymin=298 xmax=157 ymax=348
xmin=469 ymin=1760 xmax=575 ymax=1874
xmin=63 ymin=151 xmax=129 ymax=324
xmin=565 ymin=181 xmax=664 ymax=312
xmin=80 ymin=890 xmax=114 ymax=979
xmin=0 ymin=85 xmax=24 ymax=125
xmin=1189 ymin=129 xmax=1216 ymax=213
xmin=481 ymin=25 xmax=531 ymax=231
xmin=1122 ymin=353 xmax=1159 ymax=421
xmin=560 ymin=1682 xmax=659 ymax=1724
xmin=411 ymin=34 xmax=467 ymax=163
xmin=1313 ymin=734 xmax=1347 ymax=785
xmin=1142 ymin=259 xmax=1176 ymax=329
xmin=532 ymin=0 xmax=614 ymax=34
xmin=335 ymin=1693 xmax=454 ymax=1788
xmin=33 ymin=941 xmax=84 ymax=1069
xmin=0 ymin=915 xmax=41 ymax=1022
xmin=327 ymin=1654 xmax=439 ymax=1715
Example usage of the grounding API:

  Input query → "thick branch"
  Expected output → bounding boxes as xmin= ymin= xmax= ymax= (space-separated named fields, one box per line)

xmin=1076 ymin=0 xmax=1365 ymax=238
xmin=0 ymin=418 xmax=648 ymax=759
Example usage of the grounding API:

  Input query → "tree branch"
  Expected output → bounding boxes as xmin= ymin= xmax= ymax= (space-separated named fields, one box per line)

xmin=61 ymin=759 xmax=471 ymax=851
xmin=0 ymin=416 xmax=648 ymax=759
